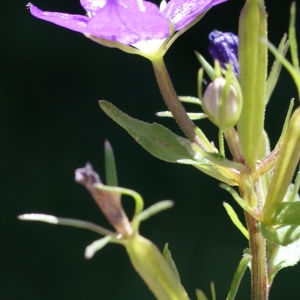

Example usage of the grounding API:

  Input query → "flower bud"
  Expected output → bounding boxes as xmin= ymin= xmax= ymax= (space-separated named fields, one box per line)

xmin=202 ymin=77 xmax=240 ymax=130
xmin=208 ymin=30 xmax=239 ymax=77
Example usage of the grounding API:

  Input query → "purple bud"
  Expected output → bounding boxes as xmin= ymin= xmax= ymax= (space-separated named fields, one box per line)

xmin=208 ymin=30 xmax=239 ymax=76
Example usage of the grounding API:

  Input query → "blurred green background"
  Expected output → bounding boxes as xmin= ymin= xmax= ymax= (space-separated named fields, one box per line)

xmin=1 ymin=0 xmax=299 ymax=299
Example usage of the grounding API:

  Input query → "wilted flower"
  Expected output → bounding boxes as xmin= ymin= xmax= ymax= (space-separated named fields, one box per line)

xmin=75 ymin=163 xmax=132 ymax=237
xmin=208 ymin=30 xmax=239 ymax=76
xmin=28 ymin=0 xmax=227 ymax=56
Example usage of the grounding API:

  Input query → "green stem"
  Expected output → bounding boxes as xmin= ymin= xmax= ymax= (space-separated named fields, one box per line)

xmin=151 ymin=57 xmax=208 ymax=150
xmin=245 ymin=212 xmax=269 ymax=300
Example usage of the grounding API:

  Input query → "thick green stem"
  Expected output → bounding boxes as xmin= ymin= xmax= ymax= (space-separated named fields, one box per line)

xmin=245 ymin=212 xmax=269 ymax=300
xmin=151 ymin=57 xmax=208 ymax=150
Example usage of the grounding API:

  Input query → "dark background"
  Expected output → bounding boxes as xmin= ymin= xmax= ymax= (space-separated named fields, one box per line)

xmin=1 ymin=0 xmax=300 ymax=299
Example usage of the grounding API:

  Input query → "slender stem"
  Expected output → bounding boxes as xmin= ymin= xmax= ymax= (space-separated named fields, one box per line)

xmin=245 ymin=212 xmax=269 ymax=300
xmin=151 ymin=57 xmax=208 ymax=150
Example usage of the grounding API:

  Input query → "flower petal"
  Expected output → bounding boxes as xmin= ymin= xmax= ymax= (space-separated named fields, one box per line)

xmin=86 ymin=0 xmax=170 ymax=45
xmin=28 ymin=3 xmax=89 ymax=33
xmin=80 ymin=0 xmax=106 ymax=13
xmin=161 ymin=0 xmax=227 ymax=31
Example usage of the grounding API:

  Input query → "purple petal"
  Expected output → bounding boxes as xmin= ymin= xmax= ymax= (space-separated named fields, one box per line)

xmin=86 ymin=0 xmax=170 ymax=44
xmin=161 ymin=0 xmax=227 ymax=31
xmin=80 ymin=0 xmax=106 ymax=13
xmin=208 ymin=30 xmax=239 ymax=76
xmin=28 ymin=3 xmax=89 ymax=33
xmin=81 ymin=0 xmax=160 ymax=15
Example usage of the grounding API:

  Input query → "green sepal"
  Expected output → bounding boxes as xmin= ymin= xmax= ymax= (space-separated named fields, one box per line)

xmin=163 ymin=244 xmax=180 ymax=280
xmin=104 ymin=140 xmax=118 ymax=186
xmin=275 ymin=99 xmax=294 ymax=148
xmin=195 ymin=51 xmax=216 ymax=80
xmin=226 ymin=254 xmax=252 ymax=300
xmin=126 ymin=234 xmax=190 ymax=300
xmin=237 ymin=0 xmax=267 ymax=168
xmin=262 ymin=107 xmax=300 ymax=224
xmin=85 ymin=236 xmax=113 ymax=259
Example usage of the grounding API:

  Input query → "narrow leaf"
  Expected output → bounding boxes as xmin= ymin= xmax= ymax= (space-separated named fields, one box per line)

xmin=104 ymin=140 xmax=118 ymax=186
xmin=226 ymin=255 xmax=251 ymax=300
xmin=289 ymin=2 xmax=299 ymax=70
xmin=223 ymin=202 xmax=249 ymax=239
xmin=266 ymin=34 xmax=289 ymax=104
xmin=100 ymin=100 xmax=200 ymax=164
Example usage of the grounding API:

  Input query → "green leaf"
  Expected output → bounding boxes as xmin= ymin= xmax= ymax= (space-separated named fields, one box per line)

xmin=226 ymin=255 xmax=251 ymax=300
xmin=100 ymin=100 xmax=202 ymax=164
xmin=271 ymin=202 xmax=300 ymax=225
xmin=268 ymin=238 xmax=300 ymax=283
xmin=289 ymin=2 xmax=299 ymax=71
xmin=100 ymin=101 xmax=238 ymax=186
xmin=223 ymin=202 xmax=249 ymax=239
xmin=265 ymin=34 xmax=289 ymax=104
xmin=163 ymin=244 xmax=180 ymax=280
xmin=104 ymin=140 xmax=118 ymax=186
xmin=261 ymin=223 xmax=300 ymax=246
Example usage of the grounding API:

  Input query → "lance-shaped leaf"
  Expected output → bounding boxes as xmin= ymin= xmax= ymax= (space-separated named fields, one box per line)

xmin=100 ymin=100 xmax=201 ymax=163
xmin=100 ymin=100 xmax=238 ymax=186
xmin=262 ymin=107 xmax=300 ymax=224
xmin=237 ymin=0 xmax=267 ymax=168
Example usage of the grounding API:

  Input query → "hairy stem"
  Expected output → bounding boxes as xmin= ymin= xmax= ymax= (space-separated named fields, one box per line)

xmin=245 ymin=212 xmax=269 ymax=300
xmin=151 ymin=57 xmax=208 ymax=150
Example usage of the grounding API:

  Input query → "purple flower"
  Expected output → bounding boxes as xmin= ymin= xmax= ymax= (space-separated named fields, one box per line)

xmin=208 ymin=30 xmax=239 ymax=76
xmin=28 ymin=0 xmax=227 ymax=49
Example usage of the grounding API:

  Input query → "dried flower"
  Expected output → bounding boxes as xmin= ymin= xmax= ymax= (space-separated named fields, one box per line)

xmin=75 ymin=163 xmax=132 ymax=237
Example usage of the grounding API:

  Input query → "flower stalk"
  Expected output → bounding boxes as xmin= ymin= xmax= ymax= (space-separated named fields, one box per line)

xmin=151 ymin=57 xmax=209 ymax=150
